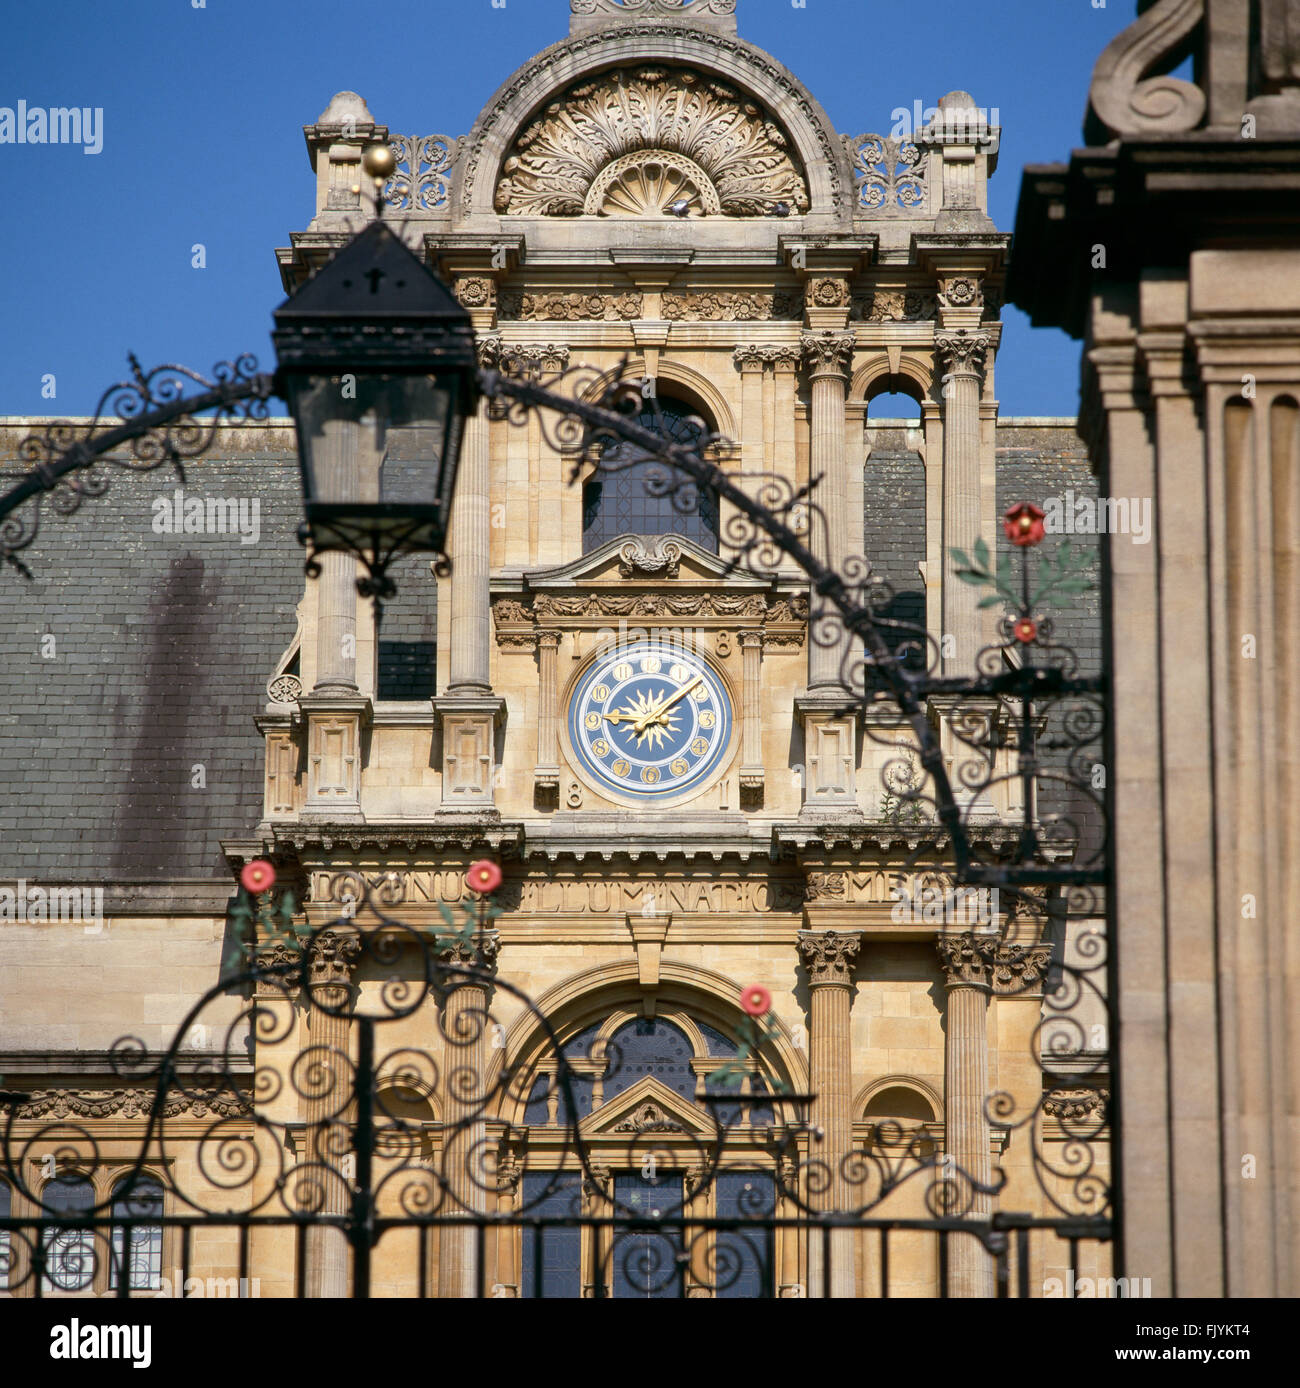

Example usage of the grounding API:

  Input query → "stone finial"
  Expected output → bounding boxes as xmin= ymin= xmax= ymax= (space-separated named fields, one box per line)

xmin=314 ymin=91 xmax=376 ymax=128
xmin=570 ymin=0 xmax=738 ymax=35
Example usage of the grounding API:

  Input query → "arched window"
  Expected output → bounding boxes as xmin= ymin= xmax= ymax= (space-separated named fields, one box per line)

xmin=109 ymin=1175 xmax=164 ymax=1291
xmin=582 ymin=397 xmax=720 ymax=552
xmin=517 ymin=1005 xmax=781 ymax=1298
xmin=41 ymin=1171 xmax=95 ymax=1292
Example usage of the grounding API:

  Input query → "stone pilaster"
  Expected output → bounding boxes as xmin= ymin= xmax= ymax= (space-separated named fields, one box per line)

xmin=934 ymin=330 xmax=991 ymax=676
xmin=935 ymin=930 xmax=995 ymax=1298
xmin=738 ymin=629 xmax=764 ymax=801
xmin=303 ymin=928 xmax=362 ymax=1299
xmin=798 ymin=928 xmax=860 ymax=1298
xmin=801 ymin=332 xmax=855 ymax=692
xmin=534 ymin=630 xmax=561 ymax=800
xmin=437 ymin=930 xmax=500 ymax=1298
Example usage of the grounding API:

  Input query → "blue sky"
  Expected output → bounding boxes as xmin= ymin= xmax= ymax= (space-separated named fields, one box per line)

xmin=0 ymin=0 xmax=1133 ymax=419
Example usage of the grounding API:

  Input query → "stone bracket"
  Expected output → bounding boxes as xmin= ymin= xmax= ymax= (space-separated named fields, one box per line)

xmin=626 ymin=911 xmax=672 ymax=988
xmin=298 ymin=694 xmax=372 ymax=820
xmin=432 ymin=695 xmax=507 ymax=811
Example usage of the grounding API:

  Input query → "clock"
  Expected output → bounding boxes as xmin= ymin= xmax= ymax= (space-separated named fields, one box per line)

xmin=565 ymin=640 xmax=735 ymax=803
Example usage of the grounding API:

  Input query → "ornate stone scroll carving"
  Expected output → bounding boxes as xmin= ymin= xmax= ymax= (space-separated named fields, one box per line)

xmin=384 ymin=134 xmax=457 ymax=212
xmin=1043 ymin=1087 xmax=1110 ymax=1122
xmin=847 ymin=134 xmax=928 ymax=214
xmin=498 ymin=291 xmax=643 ymax=321
xmin=850 ymin=288 xmax=937 ymax=322
xmin=665 ymin=290 xmax=803 ymax=321
xmin=493 ymin=65 xmax=809 ymax=217
xmin=1086 ymin=0 xmax=1206 ymax=140
xmin=618 ymin=536 xmax=683 ymax=577
xmin=1 ymin=1088 xmax=252 ymax=1119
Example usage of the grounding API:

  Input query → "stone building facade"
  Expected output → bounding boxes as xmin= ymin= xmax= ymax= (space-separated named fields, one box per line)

xmin=0 ymin=0 xmax=1108 ymax=1298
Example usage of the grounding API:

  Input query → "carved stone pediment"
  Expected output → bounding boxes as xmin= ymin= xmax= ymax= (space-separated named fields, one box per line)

xmin=580 ymin=1074 xmax=711 ymax=1139
xmin=519 ymin=533 xmax=749 ymax=589
xmin=494 ymin=64 xmax=808 ymax=218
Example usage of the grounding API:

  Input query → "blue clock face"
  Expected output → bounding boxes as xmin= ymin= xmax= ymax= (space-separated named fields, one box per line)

xmin=566 ymin=641 xmax=734 ymax=802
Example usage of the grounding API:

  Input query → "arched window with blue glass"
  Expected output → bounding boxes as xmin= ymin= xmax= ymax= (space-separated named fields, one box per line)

xmin=581 ymin=395 xmax=720 ymax=553
xmin=514 ymin=1001 xmax=787 ymax=1298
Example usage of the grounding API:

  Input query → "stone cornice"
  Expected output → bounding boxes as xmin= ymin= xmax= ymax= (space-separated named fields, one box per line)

xmin=264 ymin=822 xmax=526 ymax=856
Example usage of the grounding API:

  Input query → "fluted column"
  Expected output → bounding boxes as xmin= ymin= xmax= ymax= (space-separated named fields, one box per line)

xmin=935 ymin=931 xmax=995 ymax=1297
xmin=534 ymin=629 xmax=560 ymax=800
xmin=437 ymin=930 xmax=499 ymax=1298
xmin=302 ymin=928 xmax=362 ymax=1299
xmin=801 ymin=333 xmax=855 ymax=692
xmin=935 ymin=331 xmax=990 ymax=675
xmin=798 ymin=929 xmax=860 ymax=1297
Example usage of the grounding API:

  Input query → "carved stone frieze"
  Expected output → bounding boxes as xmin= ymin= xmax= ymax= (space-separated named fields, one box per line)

xmin=850 ymin=288 xmax=937 ymax=322
xmin=498 ymin=290 xmax=642 ymax=321
xmin=798 ymin=928 xmax=861 ymax=985
xmin=938 ymin=275 xmax=982 ymax=310
xmin=493 ymin=65 xmax=810 ymax=217
xmin=803 ymin=870 xmax=847 ymax=903
xmin=1 ymin=1087 xmax=252 ymax=1119
xmin=666 ymin=290 xmax=803 ymax=322
xmin=499 ymin=344 xmax=573 ymax=375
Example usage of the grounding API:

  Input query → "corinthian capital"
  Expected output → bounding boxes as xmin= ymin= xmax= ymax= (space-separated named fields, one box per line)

xmin=307 ymin=927 xmax=363 ymax=987
xmin=801 ymin=332 xmax=855 ymax=380
xmin=936 ymin=931 xmax=994 ymax=989
xmin=798 ymin=928 xmax=861 ymax=985
xmin=438 ymin=929 xmax=501 ymax=975
xmin=934 ymin=330 xmax=991 ymax=377
xmin=936 ymin=932 xmax=1054 ymax=993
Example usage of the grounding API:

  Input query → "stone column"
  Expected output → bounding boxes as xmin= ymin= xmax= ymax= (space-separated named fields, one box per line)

xmin=935 ymin=331 xmax=991 ymax=676
xmin=801 ymin=333 xmax=855 ymax=692
xmin=798 ymin=929 xmax=860 ymax=1298
xmin=303 ymin=928 xmax=362 ymax=1299
xmin=437 ymin=930 xmax=499 ymax=1298
xmin=492 ymin=1155 xmax=521 ymax=1298
xmin=935 ymin=931 xmax=995 ymax=1297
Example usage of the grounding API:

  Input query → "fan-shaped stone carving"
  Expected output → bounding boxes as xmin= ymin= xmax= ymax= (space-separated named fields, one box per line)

xmin=494 ymin=66 xmax=809 ymax=217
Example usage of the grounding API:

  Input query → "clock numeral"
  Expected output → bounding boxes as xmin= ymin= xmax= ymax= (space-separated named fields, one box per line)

xmin=612 ymin=759 xmax=630 ymax=777
xmin=670 ymin=758 xmax=689 ymax=777
xmin=641 ymin=766 xmax=660 ymax=785
xmin=585 ymin=712 xmax=601 ymax=730
xmin=670 ymin=663 xmax=691 ymax=683
xmin=592 ymin=684 xmax=610 ymax=701
xmin=691 ymin=685 xmax=709 ymax=702
xmin=699 ymin=711 xmax=716 ymax=729
xmin=690 ymin=737 xmax=708 ymax=756
xmin=592 ymin=739 xmax=610 ymax=756
xmin=641 ymin=655 xmax=661 ymax=673
xmin=612 ymin=663 xmax=633 ymax=682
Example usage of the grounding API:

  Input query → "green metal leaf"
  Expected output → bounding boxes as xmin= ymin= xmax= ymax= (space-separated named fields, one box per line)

xmin=977 ymin=594 xmax=1005 ymax=608
xmin=973 ymin=536 xmax=990 ymax=569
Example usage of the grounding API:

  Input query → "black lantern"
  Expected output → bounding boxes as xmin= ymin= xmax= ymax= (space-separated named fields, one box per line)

xmin=272 ymin=218 xmax=479 ymax=589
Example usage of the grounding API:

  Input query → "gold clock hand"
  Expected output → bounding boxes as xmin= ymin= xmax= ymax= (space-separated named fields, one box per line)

xmin=633 ymin=675 xmax=704 ymax=733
